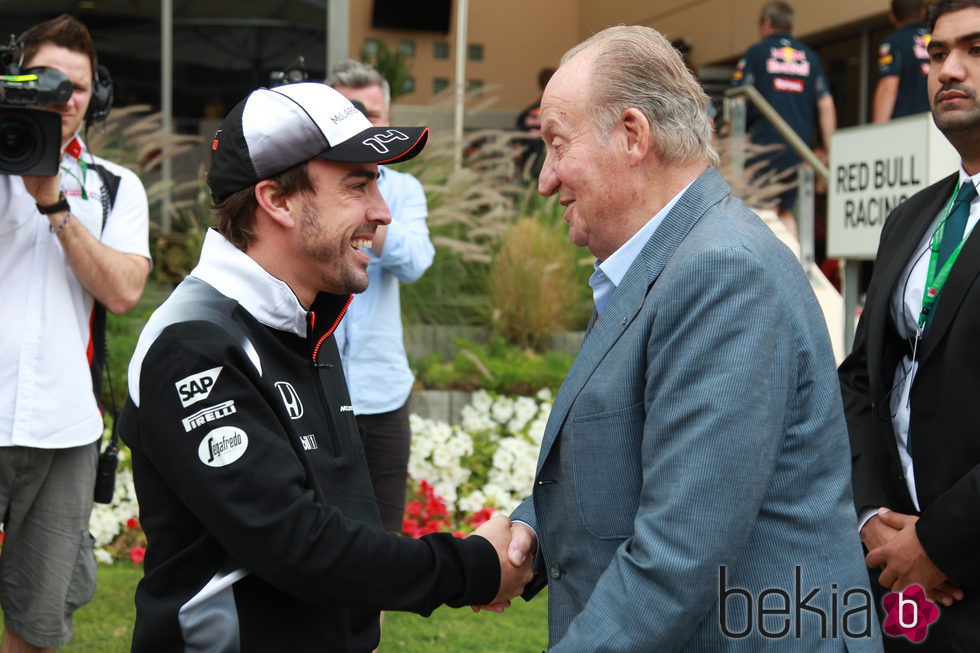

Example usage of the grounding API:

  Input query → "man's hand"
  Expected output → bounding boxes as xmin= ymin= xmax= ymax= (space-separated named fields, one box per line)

xmin=469 ymin=516 xmax=533 ymax=609
xmin=22 ymin=174 xmax=62 ymax=208
xmin=865 ymin=509 xmax=964 ymax=607
xmin=860 ymin=511 xmax=900 ymax=552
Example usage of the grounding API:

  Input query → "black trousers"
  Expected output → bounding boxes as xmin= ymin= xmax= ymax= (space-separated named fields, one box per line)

xmin=355 ymin=399 xmax=412 ymax=533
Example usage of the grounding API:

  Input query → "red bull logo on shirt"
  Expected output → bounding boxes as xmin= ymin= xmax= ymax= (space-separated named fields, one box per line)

xmin=767 ymin=46 xmax=811 ymax=76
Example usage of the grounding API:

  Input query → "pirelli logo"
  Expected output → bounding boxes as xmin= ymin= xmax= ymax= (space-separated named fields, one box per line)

xmin=182 ymin=400 xmax=237 ymax=432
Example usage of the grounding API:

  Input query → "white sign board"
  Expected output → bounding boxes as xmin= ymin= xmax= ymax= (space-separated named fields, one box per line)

xmin=828 ymin=112 xmax=959 ymax=259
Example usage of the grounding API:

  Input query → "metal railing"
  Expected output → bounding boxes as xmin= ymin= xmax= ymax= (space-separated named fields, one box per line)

xmin=723 ymin=85 xmax=827 ymax=280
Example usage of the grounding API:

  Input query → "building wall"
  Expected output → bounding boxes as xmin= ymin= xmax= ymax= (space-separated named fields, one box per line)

xmin=349 ymin=0 xmax=580 ymax=123
xmin=577 ymin=0 xmax=889 ymax=65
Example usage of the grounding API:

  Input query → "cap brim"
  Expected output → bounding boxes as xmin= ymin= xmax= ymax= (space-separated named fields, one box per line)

xmin=318 ymin=125 xmax=429 ymax=166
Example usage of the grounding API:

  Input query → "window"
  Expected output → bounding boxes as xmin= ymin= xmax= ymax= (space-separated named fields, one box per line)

xmin=467 ymin=79 xmax=484 ymax=92
xmin=363 ymin=38 xmax=381 ymax=57
xmin=433 ymin=77 xmax=450 ymax=94
xmin=398 ymin=40 xmax=416 ymax=57
xmin=434 ymin=41 xmax=450 ymax=59
xmin=467 ymin=44 xmax=484 ymax=61
xmin=402 ymin=76 xmax=416 ymax=94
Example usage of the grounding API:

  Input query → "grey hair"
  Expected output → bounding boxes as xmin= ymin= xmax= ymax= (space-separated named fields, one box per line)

xmin=326 ymin=59 xmax=391 ymax=112
xmin=561 ymin=25 xmax=718 ymax=167
xmin=760 ymin=2 xmax=795 ymax=31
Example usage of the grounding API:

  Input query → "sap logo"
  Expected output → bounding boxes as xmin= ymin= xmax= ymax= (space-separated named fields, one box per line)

xmin=275 ymin=382 xmax=304 ymax=419
xmin=340 ymin=405 xmax=354 ymax=413
xmin=198 ymin=426 xmax=249 ymax=467
xmin=175 ymin=367 xmax=223 ymax=408
xmin=300 ymin=434 xmax=318 ymax=451
xmin=362 ymin=129 xmax=409 ymax=154
xmin=181 ymin=400 xmax=237 ymax=432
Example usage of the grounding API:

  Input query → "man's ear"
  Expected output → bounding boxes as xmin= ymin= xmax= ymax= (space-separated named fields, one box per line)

xmin=255 ymin=179 xmax=296 ymax=229
xmin=621 ymin=108 xmax=652 ymax=164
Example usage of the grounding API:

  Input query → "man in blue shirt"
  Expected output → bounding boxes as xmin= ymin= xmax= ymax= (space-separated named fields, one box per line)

xmin=872 ymin=0 xmax=931 ymax=122
xmin=733 ymin=1 xmax=837 ymax=239
xmin=327 ymin=61 xmax=435 ymax=533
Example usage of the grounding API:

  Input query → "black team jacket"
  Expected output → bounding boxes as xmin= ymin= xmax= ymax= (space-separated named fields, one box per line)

xmin=119 ymin=229 xmax=498 ymax=652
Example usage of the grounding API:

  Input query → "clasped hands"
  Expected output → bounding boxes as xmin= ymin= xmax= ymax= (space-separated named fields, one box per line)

xmin=862 ymin=507 xmax=964 ymax=607
xmin=468 ymin=515 xmax=537 ymax=612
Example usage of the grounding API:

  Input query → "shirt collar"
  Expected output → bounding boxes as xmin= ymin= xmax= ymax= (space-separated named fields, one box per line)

xmin=64 ymin=134 xmax=86 ymax=160
xmin=589 ymin=178 xmax=695 ymax=315
xmin=190 ymin=228 xmax=310 ymax=337
xmin=957 ymin=165 xmax=980 ymax=189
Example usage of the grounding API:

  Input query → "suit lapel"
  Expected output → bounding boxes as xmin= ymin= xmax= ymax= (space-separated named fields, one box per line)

xmin=920 ymin=200 xmax=980 ymax=363
xmin=865 ymin=175 xmax=956 ymax=394
xmin=535 ymin=167 xmax=730 ymax=474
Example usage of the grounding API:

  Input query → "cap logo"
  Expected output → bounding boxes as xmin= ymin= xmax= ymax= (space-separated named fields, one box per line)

xmin=331 ymin=104 xmax=360 ymax=125
xmin=362 ymin=129 xmax=409 ymax=154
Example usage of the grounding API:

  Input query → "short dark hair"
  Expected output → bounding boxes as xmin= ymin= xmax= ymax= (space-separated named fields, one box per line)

xmin=930 ymin=0 xmax=980 ymax=31
xmin=211 ymin=162 xmax=313 ymax=251
xmin=760 ymin=1 xmax=795 ymax=31
xmin=891 ymin=0 xmax=924 ymax=23
xmin=19 ymin=14 xmax=97 ymax=76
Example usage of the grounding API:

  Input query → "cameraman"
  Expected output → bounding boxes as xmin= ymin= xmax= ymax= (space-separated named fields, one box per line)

xmin=0 ymin=14 xmax=149 ymax=653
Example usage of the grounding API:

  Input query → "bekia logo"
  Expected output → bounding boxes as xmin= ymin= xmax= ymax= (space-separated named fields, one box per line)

xmin=198 ymin=426 xmax=249 ymax=467
xmin=275 ymin=382 xmax=304 ymax=419
xmin=175 ymin=367 xmax=223 ymax=408
xmin=882 ymin=585 xmax=940 ymax=643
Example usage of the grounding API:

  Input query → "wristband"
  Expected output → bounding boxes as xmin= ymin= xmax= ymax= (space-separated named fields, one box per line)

xmin=36 ymin=191 xmax=70 ymax=215
xmin=49 ymin=212 xmax=71 ymax=234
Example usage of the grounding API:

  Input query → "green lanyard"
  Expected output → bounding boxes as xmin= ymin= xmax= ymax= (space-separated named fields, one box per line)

xmin=918 ymin=187 xmax=973 ymax=329
xmin=59 ymin=159 xmax=88 ymax=200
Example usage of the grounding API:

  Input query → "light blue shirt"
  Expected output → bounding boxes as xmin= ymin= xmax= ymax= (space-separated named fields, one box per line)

xmin=335 ymin=166 xmax=435 ymax=414
xmin=589 ymin=179 xmax=695 ymax=315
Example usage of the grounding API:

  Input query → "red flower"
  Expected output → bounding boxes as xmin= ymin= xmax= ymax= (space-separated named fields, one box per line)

xmin=129 ymin=546 xmax=146 ymax=565
xmin=425 ymin=495 xmax=450 ymax=518
xmin=465 ymin=507 xmax=496 ymax=528
xmin=126 ymin=517 xmax=139 ymax=529
xmin=405 ymin=501 xmax=423 ymax=517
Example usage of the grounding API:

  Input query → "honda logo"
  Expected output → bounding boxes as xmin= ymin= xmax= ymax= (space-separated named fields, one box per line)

xmin=275 ymin=382 xmax=304 ymax=419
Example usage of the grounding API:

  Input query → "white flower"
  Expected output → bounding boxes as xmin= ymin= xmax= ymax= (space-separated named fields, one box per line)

xmin=490 ymin=397 xmax=514 ymax=425
xmin=535 ymin=388 xmax=553 ymax=402
xmin=458 ymin=490 xmax=488 ymax=514
xmin=94 ymin=548 xmax=115 ymax=565
xmin=470 ymin=390 xmax=493 ymax=412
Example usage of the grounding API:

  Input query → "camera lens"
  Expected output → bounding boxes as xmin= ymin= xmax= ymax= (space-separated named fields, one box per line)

xmin=0 ymin=119 xmax=34 ymax=163
xmin=0 ymin=107 xmax=61 ymax=176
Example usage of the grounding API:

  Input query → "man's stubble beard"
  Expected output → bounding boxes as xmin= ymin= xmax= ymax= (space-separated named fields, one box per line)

xmin=299 ymin=197 xmax=368 ymax=295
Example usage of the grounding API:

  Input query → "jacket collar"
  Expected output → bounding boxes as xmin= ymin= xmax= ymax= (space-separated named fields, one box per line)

xmin=190 ymin=228 xmax=315 ymax=337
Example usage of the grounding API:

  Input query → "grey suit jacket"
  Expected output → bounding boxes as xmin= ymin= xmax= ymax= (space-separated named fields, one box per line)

xmin=512 ymin=167 xmax=882 ymax=652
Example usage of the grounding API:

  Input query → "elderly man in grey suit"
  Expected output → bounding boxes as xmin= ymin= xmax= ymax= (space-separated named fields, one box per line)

xmin=498 ymin=26 xmax=882 ymax=651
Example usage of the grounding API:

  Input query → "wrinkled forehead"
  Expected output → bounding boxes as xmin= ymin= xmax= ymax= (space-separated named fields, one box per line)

xmin=540 ymin=52 xmax=596 ymax=132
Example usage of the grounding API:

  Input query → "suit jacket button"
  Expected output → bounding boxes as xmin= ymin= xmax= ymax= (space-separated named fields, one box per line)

xmin=549 ymin=564 xmax=562 ymax=579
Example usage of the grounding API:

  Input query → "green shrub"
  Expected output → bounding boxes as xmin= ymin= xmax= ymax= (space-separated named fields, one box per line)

xmin=412 ymin=337 xmax=575 ymax=395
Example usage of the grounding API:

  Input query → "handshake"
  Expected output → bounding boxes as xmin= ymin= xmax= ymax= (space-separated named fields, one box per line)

xmin=468 ymin=514 xmax=538 ymax=611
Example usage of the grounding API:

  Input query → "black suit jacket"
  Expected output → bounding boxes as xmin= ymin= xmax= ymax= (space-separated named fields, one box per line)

xmin=839 ymin=172 xmax=980 ymax=650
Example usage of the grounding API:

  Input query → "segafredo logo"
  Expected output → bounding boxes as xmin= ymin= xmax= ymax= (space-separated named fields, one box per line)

xmin=199 ymin=426 xmax=249 ymax=467
xmin=362 ymin=129 xmax=409 ymax=154
xmin=175 ymin=366 xmax=222 ymax=408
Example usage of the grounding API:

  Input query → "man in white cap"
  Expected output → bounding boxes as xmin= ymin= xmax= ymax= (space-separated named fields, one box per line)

xmin=118 ymin=83 xmax=530 ymax=652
